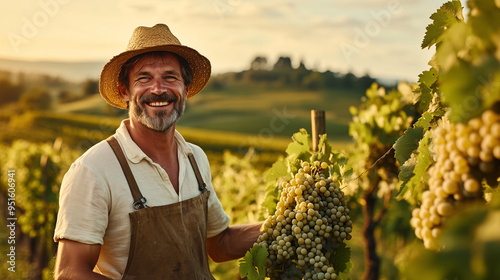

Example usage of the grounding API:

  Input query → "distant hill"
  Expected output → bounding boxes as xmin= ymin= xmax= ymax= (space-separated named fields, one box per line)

xmin=0 ymin=56 xmax=402 ymax=86
xmin=0 ymin=58 xmax=105 ymax=82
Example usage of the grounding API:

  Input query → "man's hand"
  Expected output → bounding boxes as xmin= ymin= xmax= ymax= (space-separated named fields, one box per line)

xmin=206 ymin=222 xmax=263 ymax=262
xmin=54 ymin=239 xmax=111 ymax=280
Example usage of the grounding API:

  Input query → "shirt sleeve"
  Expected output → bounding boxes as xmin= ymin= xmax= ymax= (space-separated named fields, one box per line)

xmin=54 ymin=161 xmax=111 ymax=245
xmin=190 ymin=145 xmax=231 ymax=238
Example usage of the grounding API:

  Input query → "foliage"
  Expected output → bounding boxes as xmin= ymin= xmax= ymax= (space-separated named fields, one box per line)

xmin=241 ymin=129 xmax=353 ymax=280
xmin=392 ymin=0 xmax=500 ymax=274
xmin=82 ymin=79 xmax=99 ymax=96
xmin=349 ymin=82 xmax=419 ymax=191
xmin=0 ymin=139 xmax=80 ymax=279
xmin=421 ymin=0 xmax=464 ymax=49
xmin=403 ymin=191 xmax=500 ymax=280
xmin=211 ymin=149 xmax=266 ymax=225
xmin=0 ymin=78 xmax=23 ymax=105
xmin=239 ymin=245 xmax=269 ymax=280
xmin=262 ymin=129 xmax=352 ymax=217
xmin=209 ymin=149 xmax=268 ymax=280
xmin=348 ymin=82 xmax=420 ymax=280
xmin=19 ymin=86 xmax=52 ymax=111
xmin=208 ymin=55 xmax=377 ymax=93
xmin=437 ymin=0 xmax=500 ymax=123
xmin=395 ymin=0 xmax=462 ymax=201
xmin=396 ymin=0 xmax=500 ymax=199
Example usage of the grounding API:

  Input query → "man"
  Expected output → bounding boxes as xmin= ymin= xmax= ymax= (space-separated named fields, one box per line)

xmin=53 ymin=24 xmax=262 ymax=279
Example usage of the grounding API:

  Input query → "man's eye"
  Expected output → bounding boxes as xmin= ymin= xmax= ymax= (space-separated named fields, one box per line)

xmin=165 ymin=76 xmax=178 ymax=81
xmin=138 ymin=77 xmax=150 ymax=82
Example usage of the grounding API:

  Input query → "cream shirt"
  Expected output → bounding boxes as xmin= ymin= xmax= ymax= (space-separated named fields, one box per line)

xmin=54 ymin=120 xmax=230 ymax=279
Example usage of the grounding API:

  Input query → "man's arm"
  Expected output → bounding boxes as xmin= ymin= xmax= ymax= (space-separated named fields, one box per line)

xmin=54 ymin=239 xmax=111 ymax=280
xmin=206 ymin=222 xmax=263 ymax=262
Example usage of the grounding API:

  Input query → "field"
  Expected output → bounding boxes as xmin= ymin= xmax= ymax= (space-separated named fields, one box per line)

xmin=51 ymin=84 xmax=362 ymax=141
xmin=178 ymin=85 xmax=360 ymax=142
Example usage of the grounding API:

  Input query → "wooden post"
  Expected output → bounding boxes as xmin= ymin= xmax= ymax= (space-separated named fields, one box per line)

xmin=311 ymin=110 xmax=326 ymax=152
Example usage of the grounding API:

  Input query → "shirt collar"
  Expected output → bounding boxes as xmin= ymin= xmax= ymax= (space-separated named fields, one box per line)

xmin=114 ymin=119 xmax=192 ymax=164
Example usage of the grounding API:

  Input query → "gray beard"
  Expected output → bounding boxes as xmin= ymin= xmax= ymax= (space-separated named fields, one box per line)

xmin=129 ymin=97 xmax=185 ymax=133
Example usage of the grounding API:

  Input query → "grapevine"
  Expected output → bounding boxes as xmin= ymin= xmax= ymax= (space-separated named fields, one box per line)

xmin=395 ymin=0 xmax=500 ymax=256
xmin=349 ymin=82 xmax=420 ymax=280
xmin=259 ymin=160 xmax=350 ymax=280
xmin=0 ymin=139 xmax=80 ymax=279
xmin=240 ymin=130 xmax=353 ymax=280
xmin=410 ymin=106 xmax=500 ymax=249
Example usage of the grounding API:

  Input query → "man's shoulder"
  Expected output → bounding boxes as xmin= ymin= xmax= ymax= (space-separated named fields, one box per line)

xmin=73 ymin=139 xmax=116 ymax=168
xmin=186 ymin=142 xmax=203 ymax=153
xmin=61 ymin=139 xmax=120 ymax=193
xmin=186 ymin=142 xmax=207 ymax=160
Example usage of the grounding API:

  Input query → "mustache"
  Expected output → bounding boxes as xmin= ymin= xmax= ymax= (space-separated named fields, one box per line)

xmin=139 ymin=93 xmax=179 ymax=104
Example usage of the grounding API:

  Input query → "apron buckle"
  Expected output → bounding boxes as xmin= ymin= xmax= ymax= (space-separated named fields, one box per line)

xmin=198 ymin=183 xmax=206 ymax=192
xmin=133 ymin=197 xmax=148 ymax=210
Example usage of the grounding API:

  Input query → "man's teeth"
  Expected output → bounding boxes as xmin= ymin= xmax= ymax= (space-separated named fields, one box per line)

xmin=149 ymin=101 xmax=170 ymax=107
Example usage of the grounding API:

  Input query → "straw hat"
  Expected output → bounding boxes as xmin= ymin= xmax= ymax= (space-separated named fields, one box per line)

xmin=99 ymin=24 xmax=211 ymax=109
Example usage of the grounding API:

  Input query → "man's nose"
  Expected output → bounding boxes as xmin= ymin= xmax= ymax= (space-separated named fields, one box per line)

xmin=150 ymin=78 xmax=167 ymax=95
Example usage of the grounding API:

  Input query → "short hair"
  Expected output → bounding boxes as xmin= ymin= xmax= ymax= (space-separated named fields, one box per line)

xmin=118 ymin=51 xmax=193 ymax=90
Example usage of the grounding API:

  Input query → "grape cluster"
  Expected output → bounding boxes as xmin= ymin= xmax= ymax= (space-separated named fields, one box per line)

xmin=256 ymin=161 xmax=352 ymax=280
xmin=411 ymin=108 xmax=500 ymax=250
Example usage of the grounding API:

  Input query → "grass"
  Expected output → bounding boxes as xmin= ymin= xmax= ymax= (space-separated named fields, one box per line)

xmin=177 ymin=85 xmax=361 ymax=141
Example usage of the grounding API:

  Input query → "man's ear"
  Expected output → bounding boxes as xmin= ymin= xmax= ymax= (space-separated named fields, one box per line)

xmin=118 ymin=83 xmax=130 ymax=102
xmin=184 ymin=85 xmax=190 ymax=98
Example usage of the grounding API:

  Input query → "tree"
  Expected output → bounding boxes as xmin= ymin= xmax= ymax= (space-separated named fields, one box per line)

xmin=359 ymin=74 xmax=377 ymax=91
xmin=0 ymin=78 xmax=23 ymax=105
xmin=82 ymin=79 xmax=99 ymax=96
xmin=20 ymin=86 xmax=52 ymax=111
xmin=341 ymin=72 xmax=356 ymax=89
xmin=250 ymin=56 xmax=268 ymax=70
xmin=272 ymin=56 xmax=293 ymax=71
xmin=302 ymin=72 xmax=324 ymax=90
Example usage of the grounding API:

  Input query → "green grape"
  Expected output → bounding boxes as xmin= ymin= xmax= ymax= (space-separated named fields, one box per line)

xmin=410 ymin=108 xmax=500 ymax=250
xmin=255 ymin=160 xmax=351 ymax=279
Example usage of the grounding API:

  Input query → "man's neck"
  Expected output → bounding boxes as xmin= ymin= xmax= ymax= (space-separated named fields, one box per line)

xmin=125 ymin=119 xmax=178 ymax=163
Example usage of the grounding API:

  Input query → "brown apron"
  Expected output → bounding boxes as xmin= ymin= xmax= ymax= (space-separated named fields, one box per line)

xmin=106 ymin=136 xmax=215 ymax=280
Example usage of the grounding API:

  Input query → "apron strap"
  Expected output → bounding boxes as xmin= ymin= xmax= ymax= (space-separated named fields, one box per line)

xmin=187 ymin=153 xmax=206 ymax=192
xmin=106 ymin=136 xmax=147 ymax=210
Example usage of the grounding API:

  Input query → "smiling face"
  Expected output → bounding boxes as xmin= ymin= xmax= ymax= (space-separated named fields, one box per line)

xmin=119 ymin=52 xmax=188 ymax=133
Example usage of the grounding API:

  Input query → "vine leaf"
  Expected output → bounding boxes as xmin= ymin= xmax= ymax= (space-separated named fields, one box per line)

xmin=327 ymin=242 xmax=351 ymax=273
xmin=399 ymin=131 xmax=433 ymax=200
xmin=414 ymin=111 xmax=434 ymax=130
xmin=394 ymin=127 xmax=424 ymax=166
xmin=261 ymin=183 xmax=279 ymax=217
xmin=266 ymin=159 xmax=288 ymax=183
xmin=398 ymin=157 xmax=416 ymax=198
xmin=419 ymin=67 xmax=438 ymax=88
xmin=421 ymin=0 xmax=464 ymax=49
xmin=239 ymin=245 xmax=268 ymax=280
xmin=416 ymin=68 xmax=438 ymax=112
xmin=315 ymin=134 xmax=332 ymax=163
xmin=286 ymin=129 xmax=311 ymax=162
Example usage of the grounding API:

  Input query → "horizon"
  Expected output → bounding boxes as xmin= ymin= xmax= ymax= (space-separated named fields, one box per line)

xmin=0 ymin=55 xmax=403 ymax=85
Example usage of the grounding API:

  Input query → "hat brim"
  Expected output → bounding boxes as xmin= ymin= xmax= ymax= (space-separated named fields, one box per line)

xmin=99 ymin=45 xmax=211 ymax=109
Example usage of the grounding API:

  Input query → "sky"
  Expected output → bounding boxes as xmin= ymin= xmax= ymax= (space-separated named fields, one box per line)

xmin=0 ymin=0 xmax=448 ymax=81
